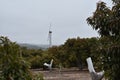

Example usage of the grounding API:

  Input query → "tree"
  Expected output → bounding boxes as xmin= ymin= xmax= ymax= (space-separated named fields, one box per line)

xmin=87 ymin=1 xmax=120 ymax=80
xmin=0 ymin=36 xmax=32 ymax=80
xmin=64 ymin=37 xmax=91 ymax=70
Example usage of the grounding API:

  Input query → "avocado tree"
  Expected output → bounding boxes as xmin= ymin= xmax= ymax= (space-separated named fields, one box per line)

xmin=0 ymin=36 xmax=32 ymax=80
xmin=87 ymin=1 xmax=120 ymax=80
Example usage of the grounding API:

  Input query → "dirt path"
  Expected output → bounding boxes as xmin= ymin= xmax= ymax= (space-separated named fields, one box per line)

xmin=33 ymin=68 xmax=91 ymax=80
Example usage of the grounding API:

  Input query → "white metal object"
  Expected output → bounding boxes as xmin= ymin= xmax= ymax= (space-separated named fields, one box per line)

xmin=44 ymin=59 xmax=53 ymax=70
xmin=86 ymin=57 xmax=104 ymax=80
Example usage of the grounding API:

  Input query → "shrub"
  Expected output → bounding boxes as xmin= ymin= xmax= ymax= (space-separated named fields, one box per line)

xmin=0 ymin=36 xmax=32 ymax=80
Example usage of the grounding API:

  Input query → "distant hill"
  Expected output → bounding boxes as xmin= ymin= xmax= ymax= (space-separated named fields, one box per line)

xmin=18 ymin=43 xmax=49 ymax=50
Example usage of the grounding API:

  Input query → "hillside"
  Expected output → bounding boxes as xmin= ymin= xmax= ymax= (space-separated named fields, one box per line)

xmin=18 ymin=43 xmax=49 ymax=50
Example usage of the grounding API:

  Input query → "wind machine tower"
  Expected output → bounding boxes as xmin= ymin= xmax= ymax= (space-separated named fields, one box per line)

xmin=48 ymin=23 xmax=52 ymax=48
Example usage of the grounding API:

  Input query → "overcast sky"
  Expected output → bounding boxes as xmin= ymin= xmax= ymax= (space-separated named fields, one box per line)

xmin=0 ymin=0 xmax=112 ymax=45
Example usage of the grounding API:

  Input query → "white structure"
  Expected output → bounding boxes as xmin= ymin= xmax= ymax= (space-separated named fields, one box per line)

xmin=86 ymin=57 xmax=104 ymax=80
xmin=44 ymin=59 xmax=53 ymax=70
xmin=48 ymin=23 xmax=52 ymax=48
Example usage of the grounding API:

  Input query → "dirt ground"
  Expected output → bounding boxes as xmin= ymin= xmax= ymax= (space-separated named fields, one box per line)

xmin=32 ymin=68 xmax=91 ymax=80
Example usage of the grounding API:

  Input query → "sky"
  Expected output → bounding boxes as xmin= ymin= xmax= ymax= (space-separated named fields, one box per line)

xmin=0 ymin=0 xmax=112 ymax=45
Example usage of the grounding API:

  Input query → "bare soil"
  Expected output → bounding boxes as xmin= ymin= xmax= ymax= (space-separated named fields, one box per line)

xmin=32 ymin=68 xmax=91 ymax=80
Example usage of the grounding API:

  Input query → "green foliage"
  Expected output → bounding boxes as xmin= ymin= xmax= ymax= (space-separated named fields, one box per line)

xmin=63 ymin=37 xmax=99 ymax=69
xmin=0 ymin=36 xmax=104 ymax=76
xmin=0 ymin=36 xmax=32 ymax=80
xmin=21 ymin=48 xmax=44 ymax=69
xmin=22 ymin=37 xmax=99 ymax=70
xmin=101 ymin=46 xmax=120 ymax=80
xmin=33 ymin=73 xmax=44 ymax=80
xmin=43 ymin=46 xmax=67 ymax=68
xmin=87 ymin=0 xmax=120 ymax=79
xmin=112 ymin=0 xmax=120 ymax=4
xmin=30 ymin=56 xmax=43 ymax=69
xmin=64 ymin=38 xmax=87 ymax=69
xmin=87 ymin=1 xmax=112 ymax=37
xmin=1 ymin=36 xmax=100 ymax=72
